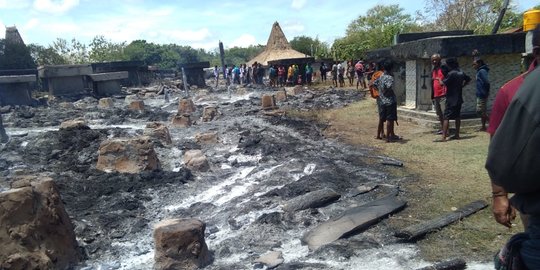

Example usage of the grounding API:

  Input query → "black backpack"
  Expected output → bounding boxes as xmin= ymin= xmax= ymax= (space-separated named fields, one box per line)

xmin=486 ymin=68 xmax=540 ymax=193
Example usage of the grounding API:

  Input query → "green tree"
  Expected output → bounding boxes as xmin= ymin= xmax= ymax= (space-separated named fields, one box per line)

xmin=290 ymin=35 xmax=330 ymax=59
xmin=88 ymin=35 xmax=127 ymax=63
xmin=27 ymin=43 xmax=67 ymax=65
xmin=51 ymin=38 xmax=89 ymax=64
xmin=223 ymin=45 xmax=264 ymax=66
xmin=123 ymin=40 xmax=162 ymax=66
xmin=421 ymin=0 xmax=527 ymax=34
xmin=0 ymin=39 xmax=36 ymax=69
xmin=332 ymin=4 xmax=420 ymax=60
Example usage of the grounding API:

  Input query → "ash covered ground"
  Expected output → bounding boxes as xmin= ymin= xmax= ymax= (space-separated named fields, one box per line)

xmin=0 ymin=84 xmax=443 ymax=270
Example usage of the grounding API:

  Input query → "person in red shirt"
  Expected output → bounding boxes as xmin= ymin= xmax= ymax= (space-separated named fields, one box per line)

xmin=489 ymin=25 xmax=540 ymax=231
xmin=430 ymin=54 xmax=448 ymax=134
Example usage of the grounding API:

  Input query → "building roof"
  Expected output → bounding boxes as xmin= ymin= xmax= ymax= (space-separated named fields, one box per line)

xmin=247 ymin=22 xmax=309 ymax=66
xmin=5 ymin=26 xmax=25 ymax=45
xmin=366 ymin=31 xmax=526 ymax=61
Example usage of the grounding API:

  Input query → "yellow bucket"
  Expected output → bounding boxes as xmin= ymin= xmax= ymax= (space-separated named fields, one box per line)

xmin=524 ymin=9 xmax=540 ymax=32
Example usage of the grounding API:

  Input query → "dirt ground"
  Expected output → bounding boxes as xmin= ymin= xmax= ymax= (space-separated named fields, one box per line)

xmin=292 ymin=85 xmax=523 ymax=262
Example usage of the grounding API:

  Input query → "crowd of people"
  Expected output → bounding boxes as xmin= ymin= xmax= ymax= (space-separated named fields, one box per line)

xmin=213 ymin=59 xmax=379 ymax=90
xmin=213 ymin=62 xmax=319 ymax=87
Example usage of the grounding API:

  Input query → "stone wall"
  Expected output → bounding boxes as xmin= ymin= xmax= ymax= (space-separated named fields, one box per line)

xmin=458 ymin=54 xmax=522 ymax=115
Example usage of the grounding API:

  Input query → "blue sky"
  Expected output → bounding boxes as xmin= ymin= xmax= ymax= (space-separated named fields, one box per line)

xmin=0 ymin=0 xmax=537 ymax=51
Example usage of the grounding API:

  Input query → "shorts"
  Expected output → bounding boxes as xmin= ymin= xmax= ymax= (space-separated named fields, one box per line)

xmin=476 ymin=98 xmax=487 ymax=116
xmin=380 ymin=102 xmax=397 ymax=122
xmin=433 ymin=96 xmax=446 ymax=118
xmin=444 ymin=103 xmax=462 ymax=120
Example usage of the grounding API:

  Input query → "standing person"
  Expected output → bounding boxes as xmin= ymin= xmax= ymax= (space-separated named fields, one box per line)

xmin=305 ymin=63 xmax=313 ymax=86
xmin=223 ymin=65 xmax=230 ymax=86
xmin=430 ymin=54 xmax=448 ymax=135
xmin=277 ymin=65 xmax=286 ymax=87
xmin=337 ymin=62 xmax=345 ymax=87
xmin=486 ymin=66 xmax=540 ymax=270
xmin=269 ymin=65 xmax=277 ymax=87
xmin=257 ymin=63 xmax=265 ymax=85
xmin=355 ymin=60 xmax=366 ymax=89
xmin=365 ymin=62 xmax=375 ymax=82
xmin=213 ymin=65 xmax=219 ymax=87
xmin=487 ymin=25 xmax=540 ymax=235
xmin=320 ymin=62 xmax=327 ymax=83
xmin=252 ymin=62 xmax=258 ymax=84
xmin=374 ymin=59 xmax=399 ymax=142
xmin=331 ymin=62 xmax=338 ymax=87
xmin=435 ymin=58 xmax=471 ymax=142
xmin=369 ymin=62 xmax=385 ymax=140
xmin=239 ymin=64 xmax=245 ymax=85
xmin=473 ymin=58 xmax=490 ymax=131
xmin=232 ymin=65 xmax=241 ymax=84
xmin=287 ymin=64 xmax=294 ymax=86
xmin=347 ymin=61 xmax=355 ymax=87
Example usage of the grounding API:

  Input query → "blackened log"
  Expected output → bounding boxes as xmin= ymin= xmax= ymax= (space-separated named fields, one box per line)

xmin=416 ymin=258 xmax=466 ymax=270
xmin=395 ymin=200 xmax=488 ymax=241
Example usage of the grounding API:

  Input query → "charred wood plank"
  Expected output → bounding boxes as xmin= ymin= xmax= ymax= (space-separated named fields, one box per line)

xmin=395 ymin=200 xmax=488 ymax=241
xmin=301 ymin=195 xmax=406 ymax=250
xmin=381 ymin=159 xmax=404 ymax=167
xmin=416 ymin=258 xmax=467 ymax=270
xmin=282 ymin=188 xmax=340 ymax=212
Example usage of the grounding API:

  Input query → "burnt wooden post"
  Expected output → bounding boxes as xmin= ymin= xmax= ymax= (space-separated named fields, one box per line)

xmin=0 ymin=114 xmax=8 ymax=143
xmin=219 ymin=41 xmax=225 ymax=81
xmin=395 ymin=200 xmax=488 ymax=241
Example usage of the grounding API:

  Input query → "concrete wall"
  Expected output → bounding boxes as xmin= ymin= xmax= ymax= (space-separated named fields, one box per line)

xmin=46 ymin=76 xmax=88 ymax=97
xmin=0 ymin=83 xmax=33 ymax=105
xmin=95 ymin=80 xmax=121 ymax=96
xmin=400 ymin=53 xmax=522 ymax=116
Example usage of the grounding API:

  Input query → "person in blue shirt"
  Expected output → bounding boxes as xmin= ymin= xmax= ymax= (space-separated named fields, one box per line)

xmin=473 ymin=58 xmax=490 ymax=131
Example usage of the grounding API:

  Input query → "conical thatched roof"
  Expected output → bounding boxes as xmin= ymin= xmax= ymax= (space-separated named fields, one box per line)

xmin=247 ymin=22 xmax=308 ymax=66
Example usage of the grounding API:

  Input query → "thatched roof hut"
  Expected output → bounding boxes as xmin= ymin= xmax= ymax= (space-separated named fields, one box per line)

xmin=247 ymin=22 xmax=309 ymax=66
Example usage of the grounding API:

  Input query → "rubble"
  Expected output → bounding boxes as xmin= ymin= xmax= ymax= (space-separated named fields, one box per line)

xmin=0 ymin=177 xmax=80 ymax=269
xmin=0 ymin=81 xmax=428 ymax=269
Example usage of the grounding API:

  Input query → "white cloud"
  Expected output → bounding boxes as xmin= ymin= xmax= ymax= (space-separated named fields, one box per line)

xmin=229 ymin=34 xmax=258 ymax=48
xmin=0 ymin=0 xmax=31 ymax=9
xmin=23 ymin=18 xmax=40 ymax=31
xmin=291 ymin=0 xmax=307 ymax=10
xmin=33 ymin=0 xmax=79 ymax=14
xmin=160 ymin=28 xmax=212 ymax=42
xmin=146 ymin=6 xmax=175 ymax=17
xmin=191 ymin=40 xmax=221 ymax=51
xmin=39 ymin=21 xmax=80 ymax=37
xmin=0 ymin=20 xmax=4 ymax=39
xmin=283 ymin=22 xmax=305 ymax=34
